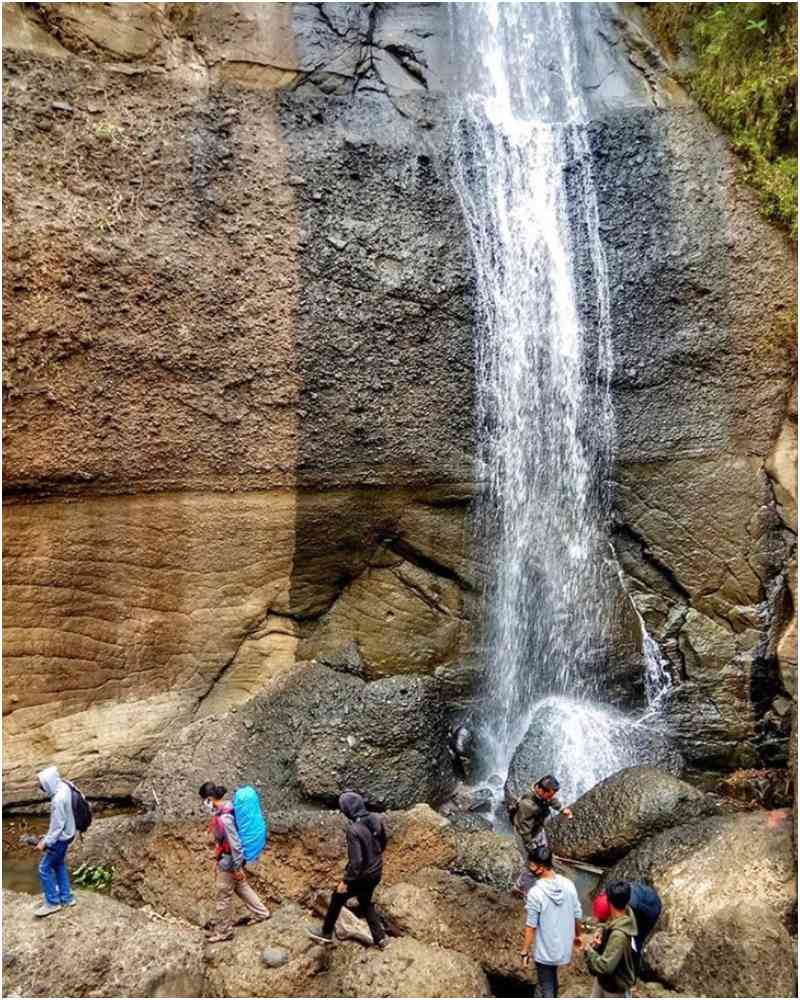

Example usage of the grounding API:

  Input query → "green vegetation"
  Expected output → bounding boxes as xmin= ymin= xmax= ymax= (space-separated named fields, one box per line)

xmin=72 ymin=862 xmax=113 ymax=892
xmin=94 ymin=121 xmax=124 ymax=144
xmin=647 ymin=3 xmax=797 ymax=238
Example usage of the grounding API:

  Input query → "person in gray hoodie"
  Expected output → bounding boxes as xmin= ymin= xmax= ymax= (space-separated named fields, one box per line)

xmin=35 ymin=765 xmax=77 ymax=917
xmin=520 ymin=847 xmax=583 ymax=998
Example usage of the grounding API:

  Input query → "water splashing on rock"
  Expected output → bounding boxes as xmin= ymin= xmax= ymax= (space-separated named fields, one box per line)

xmin=450 ymin=2 xmax=629 ymax=795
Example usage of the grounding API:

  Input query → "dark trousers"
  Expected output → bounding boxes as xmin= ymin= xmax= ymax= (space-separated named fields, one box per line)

xmin=535 ymin=962 xmax=559 ymax=998
xmin=322 ymin=875 xmax=384 ymax=944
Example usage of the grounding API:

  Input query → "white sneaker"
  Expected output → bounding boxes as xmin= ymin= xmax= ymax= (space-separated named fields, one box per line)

xmin=62 ymin=899 xmax=77 ymax=908
xmin=33 ymin=903 xmax=62 ymax=918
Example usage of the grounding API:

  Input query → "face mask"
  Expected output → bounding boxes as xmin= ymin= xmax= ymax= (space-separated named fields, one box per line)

xmin=203 ymin=799 xmax=215 ymax=814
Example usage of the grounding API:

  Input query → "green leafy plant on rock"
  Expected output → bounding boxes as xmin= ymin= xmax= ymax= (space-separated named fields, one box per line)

xmin=72 ymin=862 xmax=113 ymax=892
xmin=646 ymin=2 xmax=797 ymax=238
xmin=94 ymin=121 xmax=124 ymax=144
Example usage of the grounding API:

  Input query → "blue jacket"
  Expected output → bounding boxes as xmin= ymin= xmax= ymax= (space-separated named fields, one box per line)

xmin=630 ymin=882 xmax=662 ymax=952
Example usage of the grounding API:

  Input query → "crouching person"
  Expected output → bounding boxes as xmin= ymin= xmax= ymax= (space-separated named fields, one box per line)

xmin=583 ymin=880 xmax=639 ymax=998
xmin=200 ymin=781 xmax=270 ymax=942
xmin=306 ymin=791 xmax=388 ymax=949
xmin=35 ymin=765 xmax=77 ymax=917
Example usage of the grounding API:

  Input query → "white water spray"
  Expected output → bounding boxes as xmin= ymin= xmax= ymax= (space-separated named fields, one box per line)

xmin=451 ymin=3 xmax=625 ymax=794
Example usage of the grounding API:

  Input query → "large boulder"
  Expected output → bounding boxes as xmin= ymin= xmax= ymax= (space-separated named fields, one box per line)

xmin=135 ymin=662 xmax=455 ymax=816
xmin=2 ymin=890 xmax=208 ymax=997
xmin=506 ymin=703 xmax=682 ymax=807
xmin=449 ymin=829 xmax=522 ymax=892
xmin=378 ymin=867 xmax=522 ymax=979
xmin=547 ymin=766 xmax=720 ymax=865
xmin=606 ymin=810 xmax=796 ymax=998
xmin=205 ymin=902 xmax=491 ymax=998
xmin=296 ymin=672 xmax=455 ymax=809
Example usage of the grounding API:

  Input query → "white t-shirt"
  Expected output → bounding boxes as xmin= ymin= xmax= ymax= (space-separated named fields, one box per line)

xmin=526 ymin=873 xmax=583 ymax=966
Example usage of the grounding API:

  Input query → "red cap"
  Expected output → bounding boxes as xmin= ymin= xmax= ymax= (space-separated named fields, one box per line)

xmin=592 ymin=893 xmax=611 ymax=922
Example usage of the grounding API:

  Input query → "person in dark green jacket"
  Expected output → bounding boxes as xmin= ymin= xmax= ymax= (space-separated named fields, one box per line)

xmin=582 ymin=881 xmax=638 ymax=998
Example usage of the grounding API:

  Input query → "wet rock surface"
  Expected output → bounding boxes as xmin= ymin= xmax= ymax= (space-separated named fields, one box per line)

xmin=506 ymin=714 xmax=682 ymax=807
xmin=607 ymin=810 xmax=796 ymax=999
xmin=546 ymin=766 xmax=721 ymax=865
xmin=597 ymin=105 xmax=797 ymax=773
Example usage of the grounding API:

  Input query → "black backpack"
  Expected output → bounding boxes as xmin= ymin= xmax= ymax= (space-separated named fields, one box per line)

xmin=65 ymin=780 xmax=92 ymax=834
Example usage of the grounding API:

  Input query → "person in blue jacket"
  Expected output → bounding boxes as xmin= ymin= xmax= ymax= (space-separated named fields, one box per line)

xmin=593 ymin=881 xmax=662 ymax=972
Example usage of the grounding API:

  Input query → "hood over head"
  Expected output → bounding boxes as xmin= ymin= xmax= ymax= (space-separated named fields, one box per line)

xmin=339 ymin=791 xmax=370 ymax=822
xmin=339 ymin=792 xmax=369 ymax=820
xmin=37 ymin=765 xmax=61 ymax=798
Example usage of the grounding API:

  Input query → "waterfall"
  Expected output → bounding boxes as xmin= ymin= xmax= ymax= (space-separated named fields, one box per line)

xmin=450 ymin=2 xmax=621 ymax=795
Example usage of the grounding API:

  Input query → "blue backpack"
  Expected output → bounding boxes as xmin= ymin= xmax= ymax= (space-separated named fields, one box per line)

xmin=232 ymin=785 xmax=268 ymax=863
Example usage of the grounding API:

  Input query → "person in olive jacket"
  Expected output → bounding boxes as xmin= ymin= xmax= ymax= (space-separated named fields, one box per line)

xmin=508 ymin=774 xmax=573 ymax=895
xmin=582 ymin=881 xmax=639 ymax=998
xmin=306 ymin=791 xmax=388 ymax=948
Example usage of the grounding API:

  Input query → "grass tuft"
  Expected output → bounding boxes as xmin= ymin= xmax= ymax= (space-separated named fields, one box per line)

xmin=646 ymin=3 xmax=797 ymax=238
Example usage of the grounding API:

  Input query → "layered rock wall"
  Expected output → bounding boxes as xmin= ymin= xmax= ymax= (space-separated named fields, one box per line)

xmin=2 ymin=2 xmax=475 ymax=801
xmin=3 ymin=2 xmax=796 ymax=803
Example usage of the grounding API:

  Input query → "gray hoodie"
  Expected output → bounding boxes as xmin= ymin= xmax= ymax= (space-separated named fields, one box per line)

xmin=526 ymin=874 xmax=583 ymax=966
xmin=38 ymin=766 xmax=76 ymax=847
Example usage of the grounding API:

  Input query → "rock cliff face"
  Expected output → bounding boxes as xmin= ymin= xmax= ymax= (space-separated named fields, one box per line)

xmin=2 ymin=3 xmax=795 ymax=803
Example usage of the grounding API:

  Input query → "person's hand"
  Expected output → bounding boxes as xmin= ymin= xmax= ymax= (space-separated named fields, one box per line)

xmin=592 ymin=931 xmax=602 ymax=948
xmin=233 ymin=869 xmax=246 ymax=883
xmin=36 ymin=839 xmax=46 ymax=852
xmin=562 ymin=807 xmax=574 ymax=819
xmin=337 ymin=881 xmax=348 ymax=894
xmin=520 ymin=951 xmax=530 ymax=967
xmin=574 ymin=936 xmax=584 ymax=951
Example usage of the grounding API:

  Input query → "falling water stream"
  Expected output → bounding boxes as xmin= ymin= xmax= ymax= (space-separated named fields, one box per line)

xmin=451 ymin=2 xmax=629 ymax=800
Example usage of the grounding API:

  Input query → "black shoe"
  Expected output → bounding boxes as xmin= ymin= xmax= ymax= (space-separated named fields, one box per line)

xmin=375 ymin=937 xmax=390 ymax=950
xmin=305 ymin=925 xmax=335 ymax=945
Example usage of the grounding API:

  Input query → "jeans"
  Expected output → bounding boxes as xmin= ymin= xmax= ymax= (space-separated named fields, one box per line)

xmin=535 ymin=962 xmax=559 ymax=998
xmin=38 ymin=837 xmax=75 ymax=906
xmin=322 ymin=875 xmax=384 ymax=944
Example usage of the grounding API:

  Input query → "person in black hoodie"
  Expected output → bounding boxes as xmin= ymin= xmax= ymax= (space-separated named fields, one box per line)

xmin=306 ymin=791 xmax=388 ymax=948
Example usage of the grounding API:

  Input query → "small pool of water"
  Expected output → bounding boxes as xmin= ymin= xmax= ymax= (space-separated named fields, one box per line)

xmin=554 ymin=857 xmax=603 ymax=914
xmin=3 ymin=804 xmax=140 ymax=895
xmin=3 ymin=816 xmax=48 ymax=894
xmin=4 ymin=856 xmax=42 ymax=894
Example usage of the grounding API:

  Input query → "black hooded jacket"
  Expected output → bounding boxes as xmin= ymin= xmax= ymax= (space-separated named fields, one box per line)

xmin=339 ymin=792 xmax=386 ymax=883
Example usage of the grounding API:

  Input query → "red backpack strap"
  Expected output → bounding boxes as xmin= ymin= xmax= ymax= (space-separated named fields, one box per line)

xmin=210 ymin=803 xmax=234 ymax=855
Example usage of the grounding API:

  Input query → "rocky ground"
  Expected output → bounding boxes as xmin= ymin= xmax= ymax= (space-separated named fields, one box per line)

xmin=3 ymin=767 xmax=796 ymax=998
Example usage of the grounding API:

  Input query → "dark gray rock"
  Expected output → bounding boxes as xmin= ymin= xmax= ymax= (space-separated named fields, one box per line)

xmin=592 ymin=103 xmax=796 ymax=773
xmin=137 ymin=663 xmax=454 ymax=816
xmin=547 ymin=766 xmax=720 ymax=865
xmin=297 ymin=672 xmax=454 ymax=810
xmin=449 ymin=829 xmax=520 ymax=892
xmin=315 ymin=641 xmax=366 ymax=679
xmin=445 ymin=813 xmax=493 ymax=834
